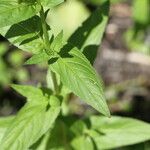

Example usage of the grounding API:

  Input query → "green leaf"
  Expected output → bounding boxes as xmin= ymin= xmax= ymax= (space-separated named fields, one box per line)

xmin=70 ymin=120 xmax=87 ymax=137
xmin=46 ymin=66 xmax=61 ymax=91
xmin=49 ymin=95 xmax=61 ymax=107
xmin=0 ymin=117 xmax=14 ymax=141
xmin=90 ymin=116 xmax=150 ymax=149
xmin=25 ymin=51 xmax=51 ymax=65
xmin=0 ymin=102 xmax=47 ymax=150
xmin=11 ymin=84 xmax=47 ymax=102
xmin=1 ymin=85 xmax=60 ymax=150
xmin=41 ymin=0 xmax=64 ymax=8
xmin=50 ymin=31 xmax=64 ymax=53
xmin=25 ymin=31 xmax=63 ymax=65
xmin=68 ymin=0 xmax=109 ymax=64
xmin=38 ymin=120 xmax=71 ymax=150
xmin=71 ymin=136 xmax=94 ymax=150
xmin=1 ymin=98 xmax=60 ymax=150
xmin=0 ymin=0 xmax=41 ymax=28
xmin=30 ymin=131 xmax=52 ymax=150
xmin=0 ymin=15 xmax=45 ymax=54
xmin=50 ymin=47 xmax=110 ymax=117
xmin=31 ymin=96 xmax=60 ymax=150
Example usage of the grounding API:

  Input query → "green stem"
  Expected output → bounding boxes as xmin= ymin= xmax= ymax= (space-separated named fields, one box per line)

xmin=40 ymin=6 xmax=59 ymax=94
xmin=51 ymin=71 xmax=59 ymax=94
xmin=40 ymin=6 xmax=50 ymax=54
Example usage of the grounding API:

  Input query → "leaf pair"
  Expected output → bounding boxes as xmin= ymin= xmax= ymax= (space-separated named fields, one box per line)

xmin=31 ymin=116 xmax=150 ymax=149
xmin=25 ymin=31 xmax=64 ymax=65
xmin=71 ymin=116 xmax=150 ymax=149
xmin=0 ymin=85 xmax=60 ymax=150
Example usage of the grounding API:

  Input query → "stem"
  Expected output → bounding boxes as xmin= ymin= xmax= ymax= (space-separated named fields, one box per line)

xmin=51 ymin=71 xmax=59 ymax=94
xmin=40 ymin=6 xmax=51 ymax=54
xmin=40 ymin=6 xmax=59 ymax=94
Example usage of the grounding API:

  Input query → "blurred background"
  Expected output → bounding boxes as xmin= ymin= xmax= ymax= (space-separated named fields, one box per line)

xmin=0 ymin=0 xmax=150 ymax=148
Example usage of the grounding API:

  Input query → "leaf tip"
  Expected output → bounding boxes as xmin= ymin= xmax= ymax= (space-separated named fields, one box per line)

xmin=104 ymin=110 xmax=111 ymax=118
xmin=24 ymin=60 xmax=31 ymax=65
